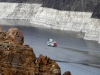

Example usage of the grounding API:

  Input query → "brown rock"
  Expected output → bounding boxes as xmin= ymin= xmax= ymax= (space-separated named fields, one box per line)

xmin=0 ymin=27 xmax=62 ymax=75
xmin=6 ymin=27 xmax=24 ymax=45
xmin=63 ymin=71 xmax=72 ymax=75
xmin=0 ymin=26 xmax=2 ymax=32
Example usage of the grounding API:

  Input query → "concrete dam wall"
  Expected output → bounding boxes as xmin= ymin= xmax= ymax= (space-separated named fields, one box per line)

xmin=0 ymin=2 xmax=100 ymax=43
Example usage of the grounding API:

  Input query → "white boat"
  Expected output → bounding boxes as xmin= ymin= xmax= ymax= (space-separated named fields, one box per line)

xmin=47 ymin=38 xmax=57 ymax=47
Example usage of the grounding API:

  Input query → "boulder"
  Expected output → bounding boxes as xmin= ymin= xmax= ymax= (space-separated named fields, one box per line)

xmin=6 ymin=27 xmax=24 ymax=45
xmin=63 ymin=71 xmax=72 ymax=75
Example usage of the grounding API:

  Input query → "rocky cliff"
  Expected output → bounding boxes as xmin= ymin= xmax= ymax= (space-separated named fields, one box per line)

xmin=0 ymin=0 xmax=100 ymax=43
xmin=0 ymin=0 xmax=99 ymax=12
xmin=92 ymin=2 xmax=100 ymax=19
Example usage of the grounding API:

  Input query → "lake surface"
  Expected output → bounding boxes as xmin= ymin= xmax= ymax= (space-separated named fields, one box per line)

xmin=0 ymin=19 xmax=100 ymax=75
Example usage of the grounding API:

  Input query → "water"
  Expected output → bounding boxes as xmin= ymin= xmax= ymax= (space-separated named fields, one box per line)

xmin=0 ymin=19 xmax=100 ymax=75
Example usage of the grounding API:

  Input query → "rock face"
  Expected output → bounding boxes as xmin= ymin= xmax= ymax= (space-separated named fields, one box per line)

xmin=0 ymin=0 xmax=99 ymax=12
xmin=92 ymin=2 xmax=100 ymax=19
xmin=0 ymin=27 xmax=24 ymax=45
xmin=63 ymin=71 xmax=71 ymax=75
xmin=6 ymin=28 xmax=24 ymax=45
xmin=0 ymin=27 xmax=61 ymax=75
xmin=42 ymin=0 xmax=96 ymax=12
xmin=0 ymin=0 xmax=100 ymax=43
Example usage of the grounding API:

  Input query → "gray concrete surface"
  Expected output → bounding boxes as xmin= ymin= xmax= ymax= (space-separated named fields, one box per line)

xmin=1 ymin=19 xmax=100 ymax=75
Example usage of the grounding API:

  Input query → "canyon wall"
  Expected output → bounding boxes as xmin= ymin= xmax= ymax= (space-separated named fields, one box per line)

xmin=0 ymin=2 xmax=100 ymax=43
